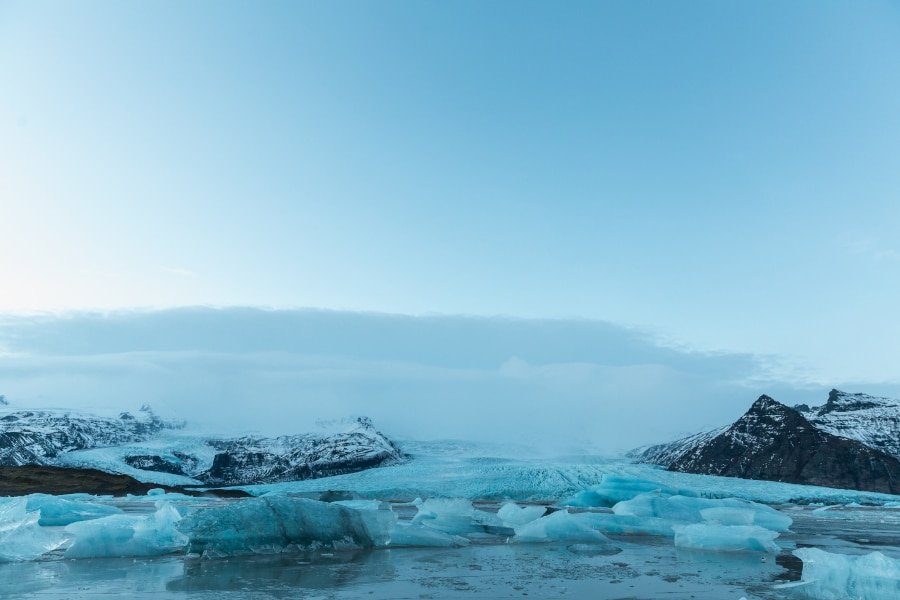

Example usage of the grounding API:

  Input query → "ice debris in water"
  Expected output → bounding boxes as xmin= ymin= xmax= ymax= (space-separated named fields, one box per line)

xmin=389 ymin=522 xmax=470 ymax=547
xmin=26 ymin=494 xmax=122 ymax=526
xmin=412 ymin=498 xmax=480 ymax=535
xmin=65 ymin=502 xmax=188 ymax=558
xmin=0 ymin=497 xmax=67 ymax=561
xmin=513 ymin=509 xmax=612 ymax=544
xmin=577 ymin=513 xmax=676 ymax=537
xmin=613 ymin=493 xmax=792 ymax=532
xmin=673 ymin=523 xmax=780 ymax=553
xmin=791 ymin=548 xmax=900 ymax=600
xmin=564 ymin=476 xmax=695 ymax=508
xmin=181 ymin=496 xmax=394 ymax=557
xmin=497 ymin=502 xmax=547 ymax=527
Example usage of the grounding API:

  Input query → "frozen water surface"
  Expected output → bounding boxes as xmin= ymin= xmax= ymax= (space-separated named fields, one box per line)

xmin=0 ymin=442 xmax=897 ymax=599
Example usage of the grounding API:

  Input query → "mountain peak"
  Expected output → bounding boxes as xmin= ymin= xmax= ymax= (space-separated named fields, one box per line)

xmin=752 ymin=394 xmax=779 ymax=406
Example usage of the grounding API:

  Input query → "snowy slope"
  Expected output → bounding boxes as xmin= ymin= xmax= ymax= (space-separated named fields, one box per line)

xmin=801 ymin=389 xmax=900 ymax=459
xmin=0 ymin=402 xmax=403 ymax=486
xmin=626 ymin=427 xmax=726 ymax=467
xmin=0 ymin=405 xmax=181 ymax=466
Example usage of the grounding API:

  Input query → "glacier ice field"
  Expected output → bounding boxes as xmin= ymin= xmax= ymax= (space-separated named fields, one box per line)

xmin=0 ymin=441 xmax=898 ymax=599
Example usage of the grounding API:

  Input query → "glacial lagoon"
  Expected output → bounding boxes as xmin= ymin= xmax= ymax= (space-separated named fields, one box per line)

xmin=1 ymin=443 xmax=898 ymax=600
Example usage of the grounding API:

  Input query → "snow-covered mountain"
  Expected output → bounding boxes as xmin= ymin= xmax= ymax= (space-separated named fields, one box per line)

xmin=0 ymin=405 xmax=180 ymax=466
xmin=199 ymin=417 xmax=405 ymax=486
xmin=798 ymin=389 xmax=900 ymax=460
xmin=630 ymin=391 xmax=900 ymax=494
xmin=0 ymin=403 xmax=404 ymax=487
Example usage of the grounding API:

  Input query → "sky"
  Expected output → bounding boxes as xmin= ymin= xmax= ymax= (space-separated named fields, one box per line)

xmin=1 ymin=1 xmax=900 ymax=441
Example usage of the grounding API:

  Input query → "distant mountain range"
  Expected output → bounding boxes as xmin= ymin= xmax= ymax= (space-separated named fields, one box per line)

xmin=630 ymin=390 xmax=900 ymax=494
xmin=0 ymin=403 xmax=404 ymax=487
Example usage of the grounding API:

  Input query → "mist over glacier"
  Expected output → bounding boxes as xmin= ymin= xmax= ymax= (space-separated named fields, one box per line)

xmin=1 ymin=307 xmax=896 ymax=453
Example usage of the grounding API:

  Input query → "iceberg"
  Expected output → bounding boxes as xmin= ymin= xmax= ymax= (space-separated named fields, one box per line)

xmin=181 ymin=496 xmax=393 ymax=557
xmin=64 ymin=502 xmax=188 ymax=558
xmin=791 ymin=548 xmax=900 ymax=600
xmin=698 ymin=507 xmax=755 ymax=526
xmin=578 ymin=513 xmax=675 ymax=537
xmin=25 ymin=494 xmax=122 ymax=526
xmin=0 ymin=498 xmax=66 ymax=562
xmin=497 ymin=502 xmax=546 ymax=527
xmin=513 ymin=509 xmax=610 ymax=544
xmin=563 ymin=476 xmax=693 ymax=508
xmin=388 ymin=522 xmax=469 ymax=547
xmin=411 ymin=498 xmax=479 ymax=535
xmin=612 ymin=493 xmax=792 ymax=532
xmin=672 ymin=523 xmax=780 ymax=553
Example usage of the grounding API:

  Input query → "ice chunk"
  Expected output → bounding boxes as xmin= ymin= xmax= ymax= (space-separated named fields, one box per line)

xmin=333 ymin=500 xmax=390 ymax=511
xmin=514 ymin=509 xmax=610 ymax=544
xmin=673 ymin=523 xmax=780 ymax=553
xmin=412 ymin=498 xmax=478 ymax=535
xmin=0 ymin=498 xmax=66 ymax=562
xmin=564 ymin=476 xmax=693 ymax=508
xmin=699 ymin=507 xmax=755 ymax=526
xmin=497 ymin=502 xmax=546 ymax=527
xmin=181 ymin=496 xmax=393 ymax=556
xmin=25 ymin=494 xmax=122 ymax=526
xmin=791 ymin=548 xmax=900 ymax=600
xmin=578 ymin=513 xmax=675 ymax=537
xmin=64 ymin=502 xmax=188 ymax=558
xmin=613 ymin=494 xmax=792 ymax=532
xmin=388 ymin=522 xmax=469 ymax=547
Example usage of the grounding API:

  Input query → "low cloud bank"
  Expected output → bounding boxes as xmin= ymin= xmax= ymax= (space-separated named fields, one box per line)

xmin=0 ymin=308 xmax=889 ymax=454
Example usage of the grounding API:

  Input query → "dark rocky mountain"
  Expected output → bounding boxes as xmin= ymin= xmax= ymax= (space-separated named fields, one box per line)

xmin=0 ymin=401 xmax=404 ymax=487
xmin=197 ymin=417 xmax=405 ymax=486
xmin=632 ymin=394 xmax=900 ymax=494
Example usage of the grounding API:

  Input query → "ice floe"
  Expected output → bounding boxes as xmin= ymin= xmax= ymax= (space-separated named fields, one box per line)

xmin=0 ymin=498 xmax=66 ymax=561
xmin=64 ymin=502 xmax=188 ymax=558
xmin=673 ymin=523 xmax=780 ymax=553
xmin=789 ymin=548 xmax=900 ymax=600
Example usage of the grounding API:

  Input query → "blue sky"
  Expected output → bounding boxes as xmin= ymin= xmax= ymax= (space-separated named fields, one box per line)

xmin=2 ymin=1 xmax=900 ymax=388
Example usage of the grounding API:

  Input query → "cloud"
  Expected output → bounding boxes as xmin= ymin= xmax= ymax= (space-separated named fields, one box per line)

xmin=161 ymin=266 xmax=194 ymax=277
xmin=843 ymin=237 xmax=900 ymax=263
xmin=0 ymin=307 xmax=878 ymax=453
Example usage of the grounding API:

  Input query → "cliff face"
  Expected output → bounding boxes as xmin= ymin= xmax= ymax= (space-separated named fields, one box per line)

xmin=634 ymin=394 xmax=900 ymax=494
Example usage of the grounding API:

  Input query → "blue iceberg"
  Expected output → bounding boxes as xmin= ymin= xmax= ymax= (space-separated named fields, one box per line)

xmin=672 ymin=523 xmax=780 ymax=553
xmin=181 ymin=496 xmax=393 ymax=557
xmin=0 ymin=498 xmax=66 ymax=562
xmin=612 ymin=493 xmax=792 ymax=532
xmin=790 ymin=548 xmax=900 ymax=600
xmin=563 ymin=476 xmax=694 ymax=508
xmin=26 ymin=494 xmax=122 ymax=526
xmin=64 ymin=502 xmax=188 ymax=558
xmin=513 ymin=509 xmax=611 ymax=544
